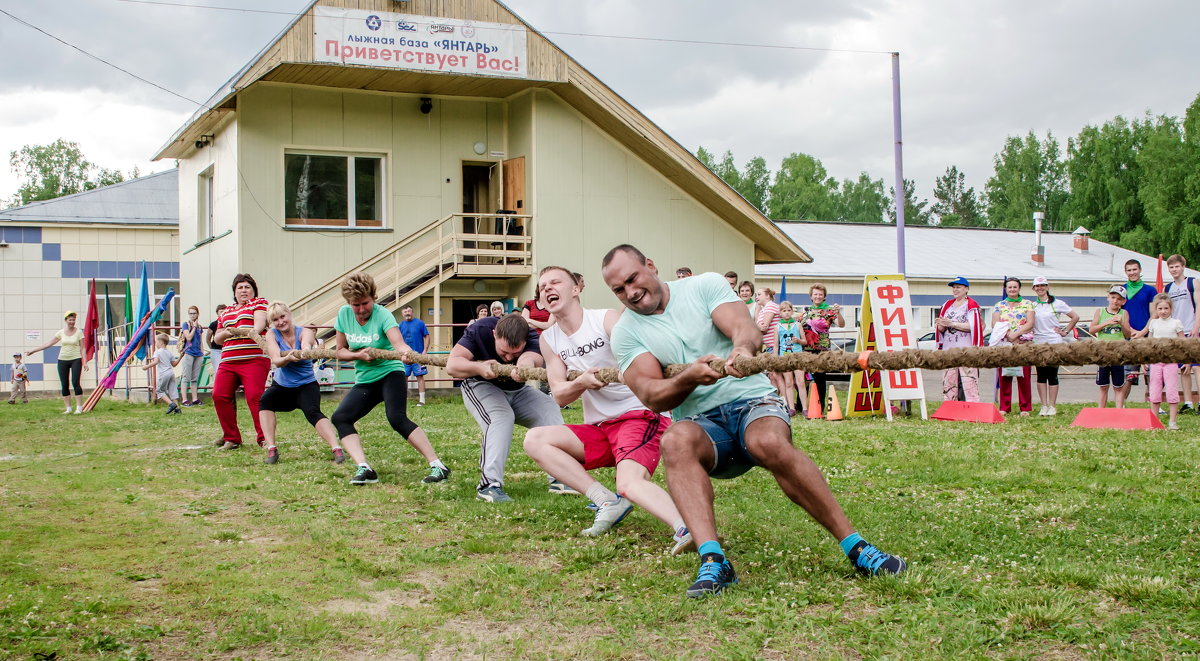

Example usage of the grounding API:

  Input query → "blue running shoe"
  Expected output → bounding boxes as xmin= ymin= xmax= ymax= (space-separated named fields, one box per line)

xmin=846 ymin=540 xmax=907 ymax=576
xmin=686 ymin=553 xmax=737 ymax=598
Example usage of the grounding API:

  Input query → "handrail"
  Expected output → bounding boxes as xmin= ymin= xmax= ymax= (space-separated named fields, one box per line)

xmin=292 ymin=212 xmax=533 ymax=309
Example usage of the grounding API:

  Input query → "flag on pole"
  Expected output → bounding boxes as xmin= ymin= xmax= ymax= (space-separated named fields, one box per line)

xmin=123 ymin=277 xmax=133 ymax=341
xmin=104 ymin=284 xmax=116 ymax=362
xmin=82 ymin=278 xmax=99 ymax=363
xmin=779 ymin=275 xmax=788 ymax=305
xmin=135 ymin=262 xmax=151 ymax=359
xmin=1155 ymin=254 xmax=1165 ymax=293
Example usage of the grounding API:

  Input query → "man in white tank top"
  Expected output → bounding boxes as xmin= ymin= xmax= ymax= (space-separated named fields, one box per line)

xmin=524 ymin=266 xmax=694 ymax=554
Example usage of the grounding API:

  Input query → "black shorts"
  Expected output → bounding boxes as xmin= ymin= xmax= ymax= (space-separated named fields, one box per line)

xmin=259 ymin=380 xmax=326 ymax=426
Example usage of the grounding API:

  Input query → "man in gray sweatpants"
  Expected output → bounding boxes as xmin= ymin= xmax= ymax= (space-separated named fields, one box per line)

xmin=446 ymin=313 xmax=563 ymax=503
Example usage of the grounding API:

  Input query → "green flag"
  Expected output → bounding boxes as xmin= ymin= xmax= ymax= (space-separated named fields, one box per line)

xmin=123 ymin=277 xmax=133 ymax=340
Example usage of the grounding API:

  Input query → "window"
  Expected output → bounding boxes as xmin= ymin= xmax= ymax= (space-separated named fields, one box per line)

xmin=284 ymin=152 xmax=383 ymax=228
xmin=198 ymin=167 xmax=214 ymax=239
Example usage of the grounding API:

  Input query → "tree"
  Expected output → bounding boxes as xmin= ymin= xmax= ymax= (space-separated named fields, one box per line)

xmin=696 ymin=146 xmax=769 ymax=213
xmin=836 ymin=172 xmax=888 ymax=223
xmin=931 ymin=166 xmax=984 ymax=226
xmin=1136 ymin=95 xmax=1200 ymax=265
xmin=8 ymin=139 xmax=131 ymax=206
xmin=767 ymin=152 xmax=840 ymax=220
xmin=887 ymin=178 xmax=932 ymax=225
xmin=984 ymin=131 xmax=1068 ymax=230
xmin=1063 ymin=116 xmax=1153 ymax=248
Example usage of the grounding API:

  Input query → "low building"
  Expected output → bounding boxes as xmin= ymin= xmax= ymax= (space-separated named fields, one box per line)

xmin=756 ymin=221 xmax=1199 ymax=334
xmin=0 ymin=170 xmax=180 ymax=394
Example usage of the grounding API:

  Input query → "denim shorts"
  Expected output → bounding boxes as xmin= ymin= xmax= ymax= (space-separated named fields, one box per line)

xmin=680 ymin=394 xmax=791 ymax=480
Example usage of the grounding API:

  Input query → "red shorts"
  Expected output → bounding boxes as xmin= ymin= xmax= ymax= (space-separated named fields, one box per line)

xmin=567 ymin=409 xmax=670 ymax=474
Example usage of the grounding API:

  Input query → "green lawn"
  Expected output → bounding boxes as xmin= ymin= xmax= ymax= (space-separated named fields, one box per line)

xmin=1 ymin=395 xmax=1197 ymax=659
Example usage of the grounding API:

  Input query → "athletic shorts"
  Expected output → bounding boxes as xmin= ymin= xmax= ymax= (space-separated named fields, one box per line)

xmin=679 ymin=393 xmax=791 ymax=480
xmin=567 ymin=409 xmax=670 ymax=474
xmin=155 ymin=373 xmax=177 ymax=397
xmin=404 ymin=363 xmax=428 ymax=377
xmin=1097 ymin=365 xmax=1126 ymax=387
xmin=1123 ymin=364 xmax=1142 ymax=386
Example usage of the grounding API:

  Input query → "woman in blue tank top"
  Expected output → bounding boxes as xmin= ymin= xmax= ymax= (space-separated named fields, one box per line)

xmin=258 ymin=301 xmax=345 ymax=465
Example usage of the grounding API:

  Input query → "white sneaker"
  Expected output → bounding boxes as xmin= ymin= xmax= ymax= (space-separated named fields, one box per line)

xmin=73 ymin=407 xmax=83 ymax=414
xmin=671 ymin=527 xmax=695 ymax=556
xmin=1168 ymin=421 xmax=1180 ymax=430
xmin=63 ymin=407 xmax=72 ymax=414
xmin=1047 ymin=406 xmax=1056 ymax=416
xmin=1038 ymin=405 xmax=1049 ymax=416
xmin=580 ymin=496 xmax=633 ymax=537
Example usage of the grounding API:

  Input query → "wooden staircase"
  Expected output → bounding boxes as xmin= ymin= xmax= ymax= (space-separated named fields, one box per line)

xmin=290 ymin=213 xmax=533 ymax=330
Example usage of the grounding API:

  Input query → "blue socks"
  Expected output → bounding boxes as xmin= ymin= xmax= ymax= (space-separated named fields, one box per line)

xmin=697 ymin=540 xmax=724 ymax=557
xmin=839 ymin=532 xmax=865 ymax=556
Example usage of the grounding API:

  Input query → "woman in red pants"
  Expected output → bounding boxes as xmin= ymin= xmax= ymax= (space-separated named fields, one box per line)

xmin=211 ymin=273 xmax=270 ymax=450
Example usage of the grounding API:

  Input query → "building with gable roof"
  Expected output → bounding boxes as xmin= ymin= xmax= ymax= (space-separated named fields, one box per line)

xmin=155 ymin=0 xmax=809 ymax=355
xmin=0 ymin=170 xmax=180 ymax=393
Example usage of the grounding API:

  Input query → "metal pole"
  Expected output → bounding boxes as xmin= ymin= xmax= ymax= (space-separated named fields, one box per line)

xmin=891 ymin=52 xmax=906 ymax=275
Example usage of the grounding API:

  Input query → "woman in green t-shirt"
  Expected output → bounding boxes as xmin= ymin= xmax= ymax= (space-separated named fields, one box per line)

xmin=330 ymin=272 xmax=449 ymax=486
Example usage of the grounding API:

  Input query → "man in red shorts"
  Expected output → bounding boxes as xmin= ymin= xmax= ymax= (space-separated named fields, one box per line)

xmin=524 ymin=266 xmax=694 ymax=553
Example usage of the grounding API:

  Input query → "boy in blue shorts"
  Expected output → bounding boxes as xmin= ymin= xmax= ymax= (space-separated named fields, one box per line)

xmin=398 ymin=305 xmax=429 ymax=406
xmin=602 ymin=245 xmax=906 ymax=598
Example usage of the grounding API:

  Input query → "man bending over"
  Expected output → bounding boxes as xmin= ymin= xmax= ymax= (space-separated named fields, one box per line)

xmin=602 ymin=245 xmax=906 ymax=598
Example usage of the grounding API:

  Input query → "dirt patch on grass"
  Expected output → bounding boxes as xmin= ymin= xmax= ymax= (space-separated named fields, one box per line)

xmin=316 ymin=571 xmax=447 ymax=616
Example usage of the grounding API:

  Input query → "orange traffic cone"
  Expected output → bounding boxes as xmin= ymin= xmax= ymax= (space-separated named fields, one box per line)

xmin=826 ymin=386 xmax=844 ymax=421
xmin=805 ymin=382 xmax=823 ymax=420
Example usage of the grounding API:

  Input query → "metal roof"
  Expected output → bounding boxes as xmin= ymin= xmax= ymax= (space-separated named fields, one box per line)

xmin=0 ymin=169 xmax=178 ymax=226
xmin=757 ymin=221 xmax=1199 ymax=282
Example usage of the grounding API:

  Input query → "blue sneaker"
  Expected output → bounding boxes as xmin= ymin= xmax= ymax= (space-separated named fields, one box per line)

xmin=846 ymin=540 xmax=907 ymax=576
xmin=686 ymin=552 xmax=737 ymax=598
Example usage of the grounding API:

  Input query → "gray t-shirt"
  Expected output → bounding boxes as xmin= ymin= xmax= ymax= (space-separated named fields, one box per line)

xmin=154 ymin=348 xmax=175 ymax=379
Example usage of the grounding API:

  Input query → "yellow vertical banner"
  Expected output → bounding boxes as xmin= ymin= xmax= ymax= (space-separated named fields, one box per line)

xmin=847 ymin=274 xmax=903 ymax=417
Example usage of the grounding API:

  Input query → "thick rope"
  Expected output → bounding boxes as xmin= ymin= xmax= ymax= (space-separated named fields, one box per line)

xmin=229 ymin=328 xmax=1200 ymax=385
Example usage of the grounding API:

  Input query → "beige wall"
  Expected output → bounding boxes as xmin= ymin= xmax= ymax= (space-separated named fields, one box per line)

xmin=529 ymin=91 xmax=753 ymax=309
xmin=179 ymin=115 xmax=239 ymax=316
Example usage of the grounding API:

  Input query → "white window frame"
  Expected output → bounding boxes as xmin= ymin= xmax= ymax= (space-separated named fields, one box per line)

xmin=282 ymin=149 xmax=387 ymax=229
xmin=198 ymin=166 xmax=215 ymax=240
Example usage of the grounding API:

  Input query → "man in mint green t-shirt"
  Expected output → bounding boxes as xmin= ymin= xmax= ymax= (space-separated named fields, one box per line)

xmin=603 ymin=245 xmax=907 ymax=599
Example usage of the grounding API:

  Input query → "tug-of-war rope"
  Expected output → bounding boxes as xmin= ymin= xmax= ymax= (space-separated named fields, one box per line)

xmin=231 ymin=329 xmax=1200 ymax=384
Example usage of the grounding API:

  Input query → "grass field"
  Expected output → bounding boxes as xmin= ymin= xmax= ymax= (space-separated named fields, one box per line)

xmin=1 ymin=394 xmax=1198 ymax=660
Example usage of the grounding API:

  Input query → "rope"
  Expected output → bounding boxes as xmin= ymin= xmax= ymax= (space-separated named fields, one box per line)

xmin=228 ymin=329 xmax=1200 ymax=384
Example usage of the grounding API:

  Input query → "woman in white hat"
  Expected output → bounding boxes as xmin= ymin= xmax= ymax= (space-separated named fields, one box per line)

xmin=1030 ymin=276 xmax=1078 ymax=416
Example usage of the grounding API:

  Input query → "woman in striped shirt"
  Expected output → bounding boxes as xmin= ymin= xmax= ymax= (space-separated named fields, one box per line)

xmin=211 ymin=273 xmax=270 ymax=451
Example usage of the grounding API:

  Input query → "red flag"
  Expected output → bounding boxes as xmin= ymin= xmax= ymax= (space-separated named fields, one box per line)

xmin=82 ymin=278 xmax=99 ymax=363
xmin=1155 ymin=254 xmax=1165 ymax=293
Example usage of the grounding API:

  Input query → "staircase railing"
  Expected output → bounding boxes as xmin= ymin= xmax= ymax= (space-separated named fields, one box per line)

xmin=290 ymin=213 xmax=534 ymax=329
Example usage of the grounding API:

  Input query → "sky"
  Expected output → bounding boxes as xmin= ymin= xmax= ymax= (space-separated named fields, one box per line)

xmin=2 ymin=0 xmax=1198 ymax=212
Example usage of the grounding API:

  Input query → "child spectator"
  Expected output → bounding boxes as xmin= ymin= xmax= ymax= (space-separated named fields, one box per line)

xmin=1092 ymin=285 xmax=1133 ymax=409
xmin=1133 ymin=293 xmax=1186 ymax=430
xmin=144 ymin=333 xmax=182 ymax=414
xmin=1165 ymin=254 xmax=1199 ymax=413
xmin=775 ymin=301 xmax=807 ymax=416
xmin=8 ymin=352 xmax=28 ymax=404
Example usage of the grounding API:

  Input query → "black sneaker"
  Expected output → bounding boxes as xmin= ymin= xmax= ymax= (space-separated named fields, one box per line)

xmin=350 ymin=465 xmax=378 ymax=485
xmin=165 ymin=402 xmax=178 ymax=414
xmin=422 ymin=465 xmax=451 ymax=483
xmin=846 ymin=540 xmax=907 ymax=576
xmin=265 ymin=447 xmax=279 ymax=465
xmin=686 ymin=552 xmax=737 ymax=598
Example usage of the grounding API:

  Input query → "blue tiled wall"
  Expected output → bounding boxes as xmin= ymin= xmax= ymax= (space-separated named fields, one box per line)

xmin=59 ymin=261 xmax=180 ymax=279
xmin=0 ymin=226 xmax=41 ymax=243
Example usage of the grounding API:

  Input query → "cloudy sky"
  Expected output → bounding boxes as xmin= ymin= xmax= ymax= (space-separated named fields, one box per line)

xmin=2 ymin=0 xmax=1198 ymax=209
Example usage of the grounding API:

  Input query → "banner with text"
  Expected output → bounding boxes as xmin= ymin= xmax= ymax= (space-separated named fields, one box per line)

xmin=847 ymin=275 xmax=889 ymax=417
xmin=867 ymin=278 xmax=925 ymax=402
xmin=314 ymin=7 xmax=528 ymax=78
